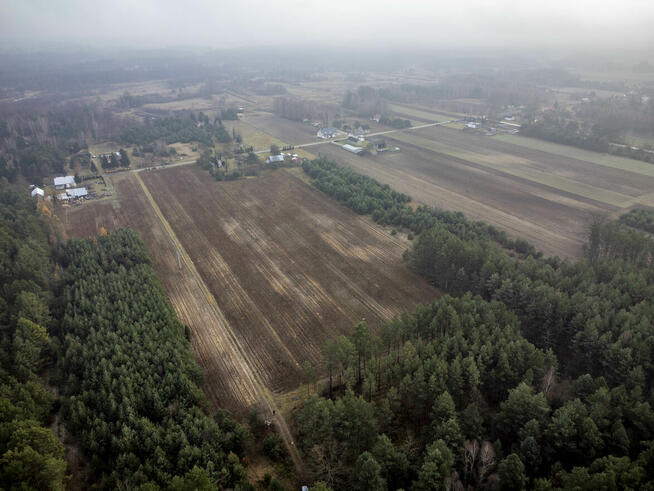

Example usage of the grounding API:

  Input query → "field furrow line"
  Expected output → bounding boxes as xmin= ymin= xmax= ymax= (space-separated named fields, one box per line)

xmin=134 ymin=172 xmax=306 ymax=472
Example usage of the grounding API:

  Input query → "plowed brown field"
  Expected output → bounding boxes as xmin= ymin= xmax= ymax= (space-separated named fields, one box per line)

xmin=63 ymin=167 xmax=436 ymax=416
xmin=313 ymin=123 xmax=654 ymax=258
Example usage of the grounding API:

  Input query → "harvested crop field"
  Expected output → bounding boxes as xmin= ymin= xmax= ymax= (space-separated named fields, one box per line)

xmin=313 ymin=123 xmax=654 ymax=258
xmin=63 ymin=166 xmax=436 ymax=415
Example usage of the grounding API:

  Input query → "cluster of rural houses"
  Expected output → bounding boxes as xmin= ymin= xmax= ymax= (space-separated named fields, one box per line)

xmin=29 ymin=175 xmax=90 ymax=203
xmin=317 ymin=126 xmax=340 ymax=139
xmin=54 ymin=175 xmax=89 ymax=202
xmin=317 ymin=124 xmax=371 ymax=140
xmin=340 ymin=135 xmax=399 ymax=156
xmin=464 ymin=117 xmax=520 ymax=136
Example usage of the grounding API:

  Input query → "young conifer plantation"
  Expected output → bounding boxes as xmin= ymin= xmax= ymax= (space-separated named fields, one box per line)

xmin=56 ymin=229 xmax=250 ymax=489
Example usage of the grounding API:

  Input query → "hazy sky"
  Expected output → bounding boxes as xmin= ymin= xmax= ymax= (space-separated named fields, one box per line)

xmin=2 ymin=0 xmax=653 ymax=54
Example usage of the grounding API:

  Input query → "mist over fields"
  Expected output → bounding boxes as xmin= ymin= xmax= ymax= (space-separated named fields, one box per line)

xmin=2 ymin=0 xmax=653 ymax=57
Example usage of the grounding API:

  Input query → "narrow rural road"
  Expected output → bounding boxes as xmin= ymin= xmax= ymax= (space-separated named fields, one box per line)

xmin=103 ymin=119 xmax=458 ymax=179
xmin=265 ymin=120 xmax=458 ymax=152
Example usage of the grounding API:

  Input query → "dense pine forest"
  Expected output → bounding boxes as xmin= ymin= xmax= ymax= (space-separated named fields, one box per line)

xmin=0 ymin=183 xmax=67 ymax=488
xmin=57 ymin=229 xmax=250 ymax=489
xmin=300 ymin=159 xmax=654 ymax=490
xmin=0 ymin=187 xmax=255 ymax=489
xmin=620 ymin=208 xmax=654 ymax=235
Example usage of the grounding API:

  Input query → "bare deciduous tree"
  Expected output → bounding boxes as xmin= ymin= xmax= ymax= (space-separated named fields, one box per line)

xmin=478 ymin=440 xmax=496 ymax=483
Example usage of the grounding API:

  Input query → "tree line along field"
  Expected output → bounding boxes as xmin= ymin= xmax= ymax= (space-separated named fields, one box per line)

xmin=314 ymin=124 xmax=654 ymax=258
xmin=62 ymin=166 xmax=437 ymax=415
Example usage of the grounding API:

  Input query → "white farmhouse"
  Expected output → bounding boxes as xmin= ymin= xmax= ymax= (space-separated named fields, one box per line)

xmin=317 ymin=127 xmax=339 ymax=139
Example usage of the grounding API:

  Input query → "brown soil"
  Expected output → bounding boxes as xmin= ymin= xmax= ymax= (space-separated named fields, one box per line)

xmin=314 ymin=128 xmax=626 ymax=259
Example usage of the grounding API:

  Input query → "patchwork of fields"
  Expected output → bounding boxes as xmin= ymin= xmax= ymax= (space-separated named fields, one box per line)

xmin=314 ymin=125 xmax=654 ymax=258
xmin=63 ymin=167 xmax=436 ymax=415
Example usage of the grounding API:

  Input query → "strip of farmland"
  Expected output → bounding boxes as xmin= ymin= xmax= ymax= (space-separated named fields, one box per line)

xmin=492 ymin=133 xmax=654 ymax=178
xmin=390 ymin=132 xmax=634 ymax=207
xmin=314 ymin=124 xmax=654 ymax=259
xmin=61 ymin=176 xmax=262 ymax=412
xmin=388 ymin=103 xmax=454 ymax=123
xmin=313 ymin=146 xmax=613 ymax=258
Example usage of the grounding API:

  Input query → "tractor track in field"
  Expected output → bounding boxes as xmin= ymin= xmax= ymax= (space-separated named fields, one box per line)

xmin=132 ymin=172 xmax=306 ymax=474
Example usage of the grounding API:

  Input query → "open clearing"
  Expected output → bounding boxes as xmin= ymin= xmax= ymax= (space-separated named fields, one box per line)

xmin=222 ymin=119 xmax=287 ymax=149
xmin=314 ymin=125 xmax=654 ymax=258
xmin=388 ymin=103 xmax=454 ymax=123
xmin=63 ymin=166 xmax=436 ymax=416
xmin=241 ymin=111 xmax=320 ymax=144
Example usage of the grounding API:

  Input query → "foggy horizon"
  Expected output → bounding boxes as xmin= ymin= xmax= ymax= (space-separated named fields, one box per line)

xmin=2 ymin=0 xmax=653 ymax=60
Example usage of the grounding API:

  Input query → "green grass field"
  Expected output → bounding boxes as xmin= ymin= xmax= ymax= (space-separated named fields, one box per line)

xmin=390 ymin=132 xmax=633 ymax=208
xmin=493 ymin=134 xmax=654 ymax=178
xmin=443 ymin=122 xmax=466 ymax=130
xmin=388 ymin=104 xmax=453 ymax=123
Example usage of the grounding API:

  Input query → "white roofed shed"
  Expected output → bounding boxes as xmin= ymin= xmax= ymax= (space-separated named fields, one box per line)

xmin=54 ymin=176 xmax=76 ymax=189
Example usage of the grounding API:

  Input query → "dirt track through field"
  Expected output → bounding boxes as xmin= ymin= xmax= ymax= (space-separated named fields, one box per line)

xmin=131 ymin=172 xmax=305 ymax=472
xmin=138 ymin=168 xmax=435 ymax=393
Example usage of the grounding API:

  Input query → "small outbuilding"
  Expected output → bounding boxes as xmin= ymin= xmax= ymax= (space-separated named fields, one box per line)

xmin=54 ymin=176 xmax=76 ymax=190
xmin=348 ymin=134 xmax=365 ymax=143
xmin=31 ymin=187 xmax=44 ymax=198
xmin=342 ymin=144 xmax=364 ymax=155
xmin=67 ymin=187 xmax=88 ymax=199
xmin=265 ymin=154 xmax=285 ymax=164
